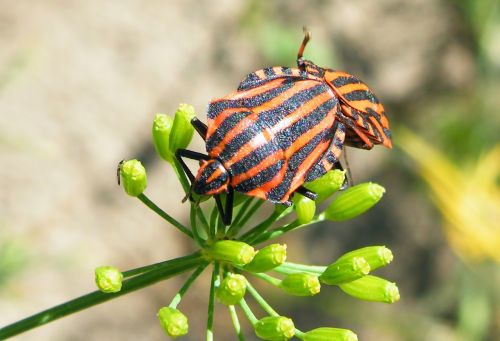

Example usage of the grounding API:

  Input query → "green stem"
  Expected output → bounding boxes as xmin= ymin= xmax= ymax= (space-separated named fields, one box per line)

xmin=251 ymin=213 xmax=325 ymax=245
xmin=216 ymin=210 xmax=226 ymax=238
xmin=295 ymin=329 xmax=306 ymax=339
xmin=240 ymin=210 xmax=282 ymax=242
xmin=273 ymin=262 xmax=326 ymax=276
xmin=247 ymin=272 xmax=281 ymax=287
xmin=171 ymin=159 xmax=191 ymax=194
xmin=239 ymin=298 xmax=258 ymax=325
xmin=228 ymin=305 xmax=245 ymax=341
xmin=0 ymin=253 xmax=205 ymax=339
xmin=238 ymin=200 xmax=264 ymax=229
xmin=137 ymin=193 xmax=193 ymax=239
xmin=122 ymin=254 xmax=203 ymax=278
xmin=226 ymin=197 xmax=254 ymax=235
xmin=209 ymin=205 xmax=218 ymax=239
xmin=169 ymin=263 xmax=209 ymax=308
xmin=190 ymin=205 xmax=206 ymax=247
xmin=206 ymin=262 xmax=220 ymax=341
xmin=196 ymin=206 xmax=210 ymax=237
xmin=245 ymin=280 xmax=279 ymax=317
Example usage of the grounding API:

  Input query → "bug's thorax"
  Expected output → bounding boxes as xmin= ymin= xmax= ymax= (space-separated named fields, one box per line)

xmin=193 ymin=159 xmax=230 ymax=196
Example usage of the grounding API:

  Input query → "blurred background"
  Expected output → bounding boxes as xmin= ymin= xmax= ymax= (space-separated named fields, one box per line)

xmin=0 ymin=0 xmax=498 ymax=340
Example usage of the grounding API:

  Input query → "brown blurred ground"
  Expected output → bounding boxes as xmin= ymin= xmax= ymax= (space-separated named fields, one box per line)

xmin=0 ymin=1 xmax=498 ymax=340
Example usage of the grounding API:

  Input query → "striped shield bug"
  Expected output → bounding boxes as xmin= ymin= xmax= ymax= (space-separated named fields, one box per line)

xmin=176 ymin=29 xmax=392 ymax=225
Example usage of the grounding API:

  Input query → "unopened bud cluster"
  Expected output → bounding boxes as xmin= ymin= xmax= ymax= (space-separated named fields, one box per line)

xmin=152 ymin=104 xmax=196 ymax=163
xmin=319 ymin=246 xmax=399 ymax=303
xmin=110 ymin=104 xmax=399 ymax=340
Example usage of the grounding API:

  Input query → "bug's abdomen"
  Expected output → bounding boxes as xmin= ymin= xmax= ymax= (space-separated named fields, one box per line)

xmin=206 ymin=77 xmax=339 ymax=203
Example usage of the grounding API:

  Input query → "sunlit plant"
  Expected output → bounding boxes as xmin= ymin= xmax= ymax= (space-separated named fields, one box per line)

xmin=0 ymin=104 xmax=399 ymax=340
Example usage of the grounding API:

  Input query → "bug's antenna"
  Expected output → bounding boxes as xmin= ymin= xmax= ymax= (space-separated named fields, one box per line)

xmin=297 ymin=27 xmax=311 ymax=61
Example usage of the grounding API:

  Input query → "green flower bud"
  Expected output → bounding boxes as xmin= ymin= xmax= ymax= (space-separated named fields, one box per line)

xmin=169 ymin=103 xmax=196 ymax=153
xmin=95 ymin=266 xmax=123 ymax=293
xmin=280 ymin=273 xmax=320 ymax=296
xmin=338 ymin=275 xmax=400 ymax=303
xmin=337 ymin=246 xmax=393 ymax=272
xmin=152 ymin=114 xmax=174 ymax=162
xmin=254 ymin=316 xmax=295 ymax=341
xmin=319 ymin=257 xmax=370 ymax=285
xmin=216 ymin=273 xmax=247 ymax=305
xmin=119 ymin=159 xmax=147 ymax=197
xmin=303 ymin=327 xmax=358 ymax=341
xmin=244 ymin=244 xmax=287 ymax=273
xmin=305 ymin=169 xmax=346 ymax=203
xmin=157 ymin=307 xmax=189 ymax=338
xmin=208 ymin=240 xmax=255 ymax=265
xmin=293 ymin=194 xmax=316 ymax=224
xmin=324 ymin=182 xmax=385 ymax=221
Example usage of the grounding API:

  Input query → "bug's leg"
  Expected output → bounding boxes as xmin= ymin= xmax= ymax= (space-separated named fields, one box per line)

xmin=214 ymin=187 xmax=234 ymax=226
xmin=297 ymin=27 xmax=311 ymax=69
xmin=224 ymin=187 xmax=234 ymax=226
xmin=333 ymin=159 xmax=351 ymax=190
xmin=214 ymin=194 xmax=224 ymax=223
xmin=191 ymin=118 xmax=208 ymax=141
xmin=175 ymin=149 xmax=210 ymax=202
xmin=295 ymin=186 xmax=318 ymax=201
xmin=175 ymin=149 xmax=210 ymax=182
xmin=340 ymin=147 xmax=354 ymax=188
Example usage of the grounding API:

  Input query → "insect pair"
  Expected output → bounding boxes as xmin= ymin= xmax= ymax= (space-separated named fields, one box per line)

xmin=176 ymin=30 xmax=392 ymax=225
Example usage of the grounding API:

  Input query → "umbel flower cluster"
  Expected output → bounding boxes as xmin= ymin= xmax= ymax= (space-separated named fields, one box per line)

xmin=0 ymin=104 xmax=398 ymax=340
xmin=114 ymin=104 xmax=399 ymax=340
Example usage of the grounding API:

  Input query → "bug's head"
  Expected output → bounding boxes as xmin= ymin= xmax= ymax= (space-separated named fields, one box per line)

xmin=298 ymin=59 xmax=325 ymax=78
xmin=193 ymin=159 xmax=229 ymax=196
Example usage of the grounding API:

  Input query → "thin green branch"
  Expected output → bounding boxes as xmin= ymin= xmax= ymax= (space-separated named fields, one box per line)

xmin=171 ymin=159 xmax=191 ymax=194
xmin=245 ymin=280 xmax=279 ymax=317
xmin=250 ymin=213 xmax=326 ymax=245
xmin=206 ymin=262 xmax=220 ymax=341
xmin=122 ymin=254 xmax=204 ymax=278
xmin=169 ymin=263 xmax=209 ymax=308
xmin=228 ymin=305 xmax=245 ymax=341
xmin=239 ymin=210 xmax=282 ymax=242
xmin=239 ymin=298 xmax=258 ymax=325
xmin=273 ymin=262 xmax=326 ymax=276
xmin=190 ymin=205 xmax=206 ymax=247
xmin=196 ymin=206 xmax=210 ymax=236
xmin=246 ymin=271 xmax=281 ymax=287
xmin=137 ymin=193 xmax=193 ymax=239
xmin=0 ymin=253 xmax=205 ymax=339
xmin=226 ymin=197 xmax=254 ymax=235
xmin=295 ymin=329 xmax=306 ymax=339
xmin=228 ymin=199 xmax=264 ymax=237
xmin=238 ymin=200 xmax=264 ymax=229
xmin=209 ymin=205 xmax=218 ymax=239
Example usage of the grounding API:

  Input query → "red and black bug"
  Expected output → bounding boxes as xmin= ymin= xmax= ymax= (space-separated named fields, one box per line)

xmin=176 ymin=30 xmax=392 ymax=225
